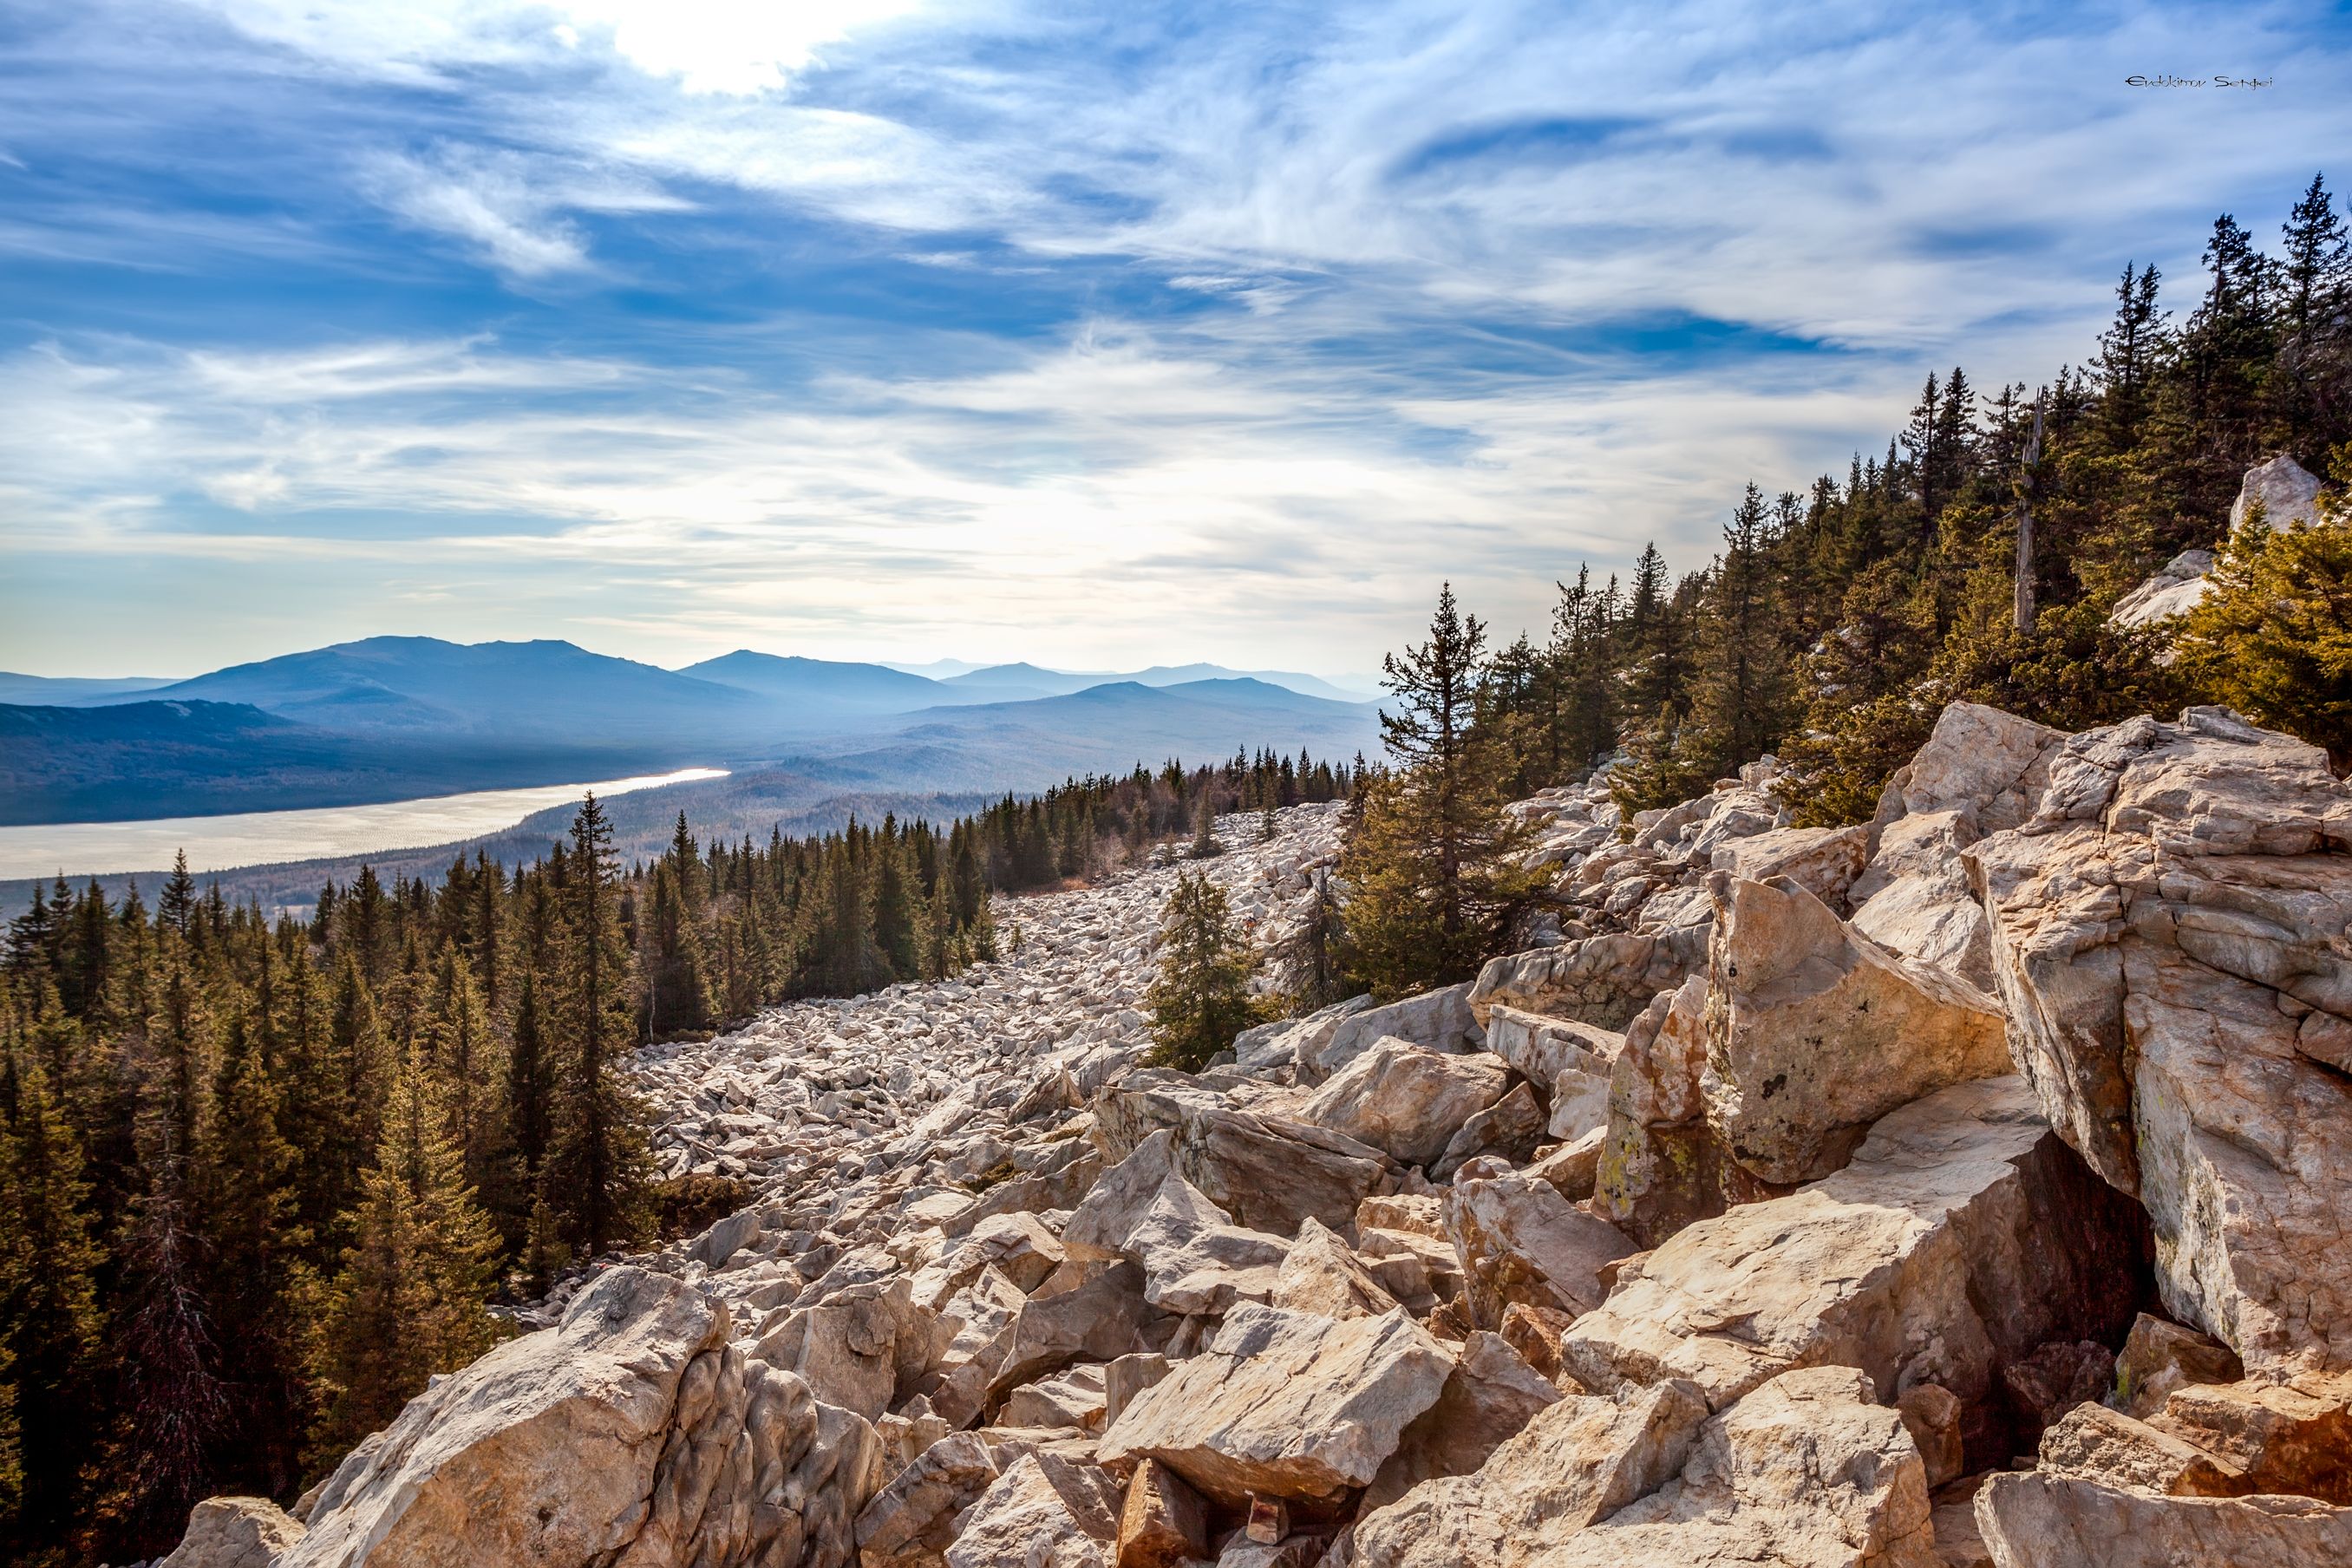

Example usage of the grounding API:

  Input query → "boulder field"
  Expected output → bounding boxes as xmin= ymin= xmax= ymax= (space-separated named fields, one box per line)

xmin=160 ymin=701 xmax=2352 ymax=1568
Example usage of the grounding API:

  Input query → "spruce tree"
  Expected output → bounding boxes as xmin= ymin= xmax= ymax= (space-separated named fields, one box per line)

xmin=424 ymin=942 xmax=506 ymax=1213
xmin=1143 ymin=872 xmax=1259 ymax=1071
xmin=1685 ymin=482 xmax=1793 ymax=774
xmin=199 ymin=1003 xmax=303 ymax=1494
xmin=548 ymin=796 xmax=651 ymax=1260
xmin=1349 ymin=584 xmax=1533 ymax=990
xmin=870 ymin=822 xmax=920 ymax=983
xmin=2280 ymin=173 xmax=2348 ymax=343
xmin=2173 ymin=477 xmax=2352 ymax=769
xmin=505 ymin=966 xmax=553 ymax=1193
xmin=0 ymin=1047 xmax=104 ymax=1552
xmin=158 ymin=851 xmax=197 ymax=942
xmin=305 ymin=1050 xmax=500 ymax=1463
xmin=1278 ymin=869 xmax=1350 ymax=1011
xmin=274 ymin=946 xmax=353 ymax=1264
xmin=108 ymin=1169 xmax=229 ymax=1553
xmin=2172 ymin=213 xmax=2275 ymax=467
xmin=1190 ymin=793 xmax=1222 ymax=859
xmin=2096 ymin=262 xmax=2168 ymax=447
xmin=326 ymin=955 xmax=382 ymax=1193
xmin=641 ymin=862 xmax=713 ymax=1040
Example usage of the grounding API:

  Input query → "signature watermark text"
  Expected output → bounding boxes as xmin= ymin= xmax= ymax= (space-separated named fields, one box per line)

xmin=2126 ymin=74 xmax=2274 ymax=89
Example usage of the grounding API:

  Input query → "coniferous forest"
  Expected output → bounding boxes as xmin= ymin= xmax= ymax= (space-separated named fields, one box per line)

xmin=3 ymin=173 xmax=2351 ymax=1568
xmin=0 ymin=748 xmax=1353 ymax=1565
xmin=1337 ymin=179 xmax=2352 ymax=1000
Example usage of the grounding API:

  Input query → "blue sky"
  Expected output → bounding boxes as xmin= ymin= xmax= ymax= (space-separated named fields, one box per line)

xmin=1 ymin=1 xmax=2346 ymax=679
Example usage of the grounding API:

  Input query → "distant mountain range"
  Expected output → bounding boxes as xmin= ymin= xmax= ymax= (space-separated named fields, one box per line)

xmin=0 ymin=638 xmax=1384 ymax=829
xmin=0 ymin=672 xmax=174 ymax=704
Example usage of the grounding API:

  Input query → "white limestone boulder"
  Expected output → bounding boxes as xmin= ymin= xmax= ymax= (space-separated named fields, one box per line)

xmin=1296 ymin=1036 xmax=1509 ymax=1168
xmin=1970 ymin=706 xmax=2352 ymax=1374
xmin=1702 ymin=872 xmax=2011 ymax=1186
xmin=1096 ymin=1303 xmax=1455 ymax=1507
xmin=1563 ymin=1077 xmax=2147 ymax=1462
xmin=287 ymin=1267 xmax=883 ymax=1568
xmin=1973 ymin=1471 xmax=2352 ymax=1567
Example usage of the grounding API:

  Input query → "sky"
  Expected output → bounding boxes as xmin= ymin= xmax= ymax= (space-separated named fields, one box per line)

xmin=0 ymin=2 xmax=2346 ymax=681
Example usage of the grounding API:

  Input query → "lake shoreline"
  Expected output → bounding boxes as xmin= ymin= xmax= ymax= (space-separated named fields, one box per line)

xmin=0 ymin=767 xmax=729 ymax=882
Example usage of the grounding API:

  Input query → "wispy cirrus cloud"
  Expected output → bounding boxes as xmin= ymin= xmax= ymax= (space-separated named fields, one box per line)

xmin=356 ymin=143 xmax=689 ymax=277
xmin=0 ymin=0 xmax=2347 ymax=678
xmin=186 ymin=0 xmax=939 ymax=92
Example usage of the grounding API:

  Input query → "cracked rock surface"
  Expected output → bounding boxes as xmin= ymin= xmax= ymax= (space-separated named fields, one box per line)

xmin=160 ymin=681 xmax=2352 ymax=1568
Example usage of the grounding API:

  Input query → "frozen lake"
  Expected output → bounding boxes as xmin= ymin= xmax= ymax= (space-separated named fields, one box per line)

xmin=0 ymin=767 xmax=729 ymax=879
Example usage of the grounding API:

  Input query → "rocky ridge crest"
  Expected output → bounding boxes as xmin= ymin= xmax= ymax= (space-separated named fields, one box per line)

xmin=160 ymin=702 xmax=2352 ymax=1568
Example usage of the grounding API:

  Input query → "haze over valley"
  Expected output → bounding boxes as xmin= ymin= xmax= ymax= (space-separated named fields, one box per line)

xmin=0 ymin=634 xmax=1384 ymax=910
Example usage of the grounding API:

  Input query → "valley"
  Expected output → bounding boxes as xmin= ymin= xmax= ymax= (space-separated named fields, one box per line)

xmin=0 ymin=766 xmax=728 ymax=881
xmin=0 ymin=641 xmax=1384 ymax=834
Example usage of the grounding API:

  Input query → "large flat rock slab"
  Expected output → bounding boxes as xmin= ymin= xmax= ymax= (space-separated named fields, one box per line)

xmin=1702 ymin=872 xmax=2011 ymax=1186
xmin=1096 ymin=1303 xmax=1454 ymax=1507
xmin=1354 ymin=1368 xmax=1933 ymax=1568
xmin=1562 ymin=1076 xmax=2146 ymax=1460
xmin=1970 ymin=705 xmax=2352 ymax=1374
xmin=285 ymin=1267 xmax=883 ymax=1568
xmin=1973 ymin=1470 xmax=2352 ymax=1567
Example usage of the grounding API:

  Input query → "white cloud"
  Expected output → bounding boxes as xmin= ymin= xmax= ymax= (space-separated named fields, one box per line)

xmin=195 ymin=0 xmax=936 ymax=92
xmin=3 ymin=0 xmax=2347 ymax=676
xmin=0 ymin=322 xmax=1917 ymax=673
xmin=358 ymin=147 xmax=593 ymax=275
xmin=559 ymin=0 xmax=931 ymax=95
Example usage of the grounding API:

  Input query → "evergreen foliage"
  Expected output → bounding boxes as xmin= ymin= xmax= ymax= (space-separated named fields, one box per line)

xmin=1143 ymin=871 xmax=1262 ymax=1071
xmin=1342 ymin=586 xmax=1538 ymax=996
xmin=0 ymin=746 xmax=1355 ymax=1563
xmin=1336 ymin=177 xmax=2352 ymax=999
xmin=302 ymin=1050 xmax=500 ymax=1465
xmin=1401 ymin=177 xmax=2352 ymax=838
xmin=2174 ymin=448 xmax=2352 ymax=768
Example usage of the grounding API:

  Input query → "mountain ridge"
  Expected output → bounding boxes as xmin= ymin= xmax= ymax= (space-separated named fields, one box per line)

xmin=0 ymin=644 xmax=1383 ymax=830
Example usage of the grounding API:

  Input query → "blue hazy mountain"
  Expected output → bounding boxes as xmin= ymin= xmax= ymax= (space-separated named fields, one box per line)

xmin=881 ymin=657 xmax=990 ymax=680
xmin=0 ymin=672 xmax=175 ymax=705
xmin=812 ymin=678 xmax=1382 ymax=781
xmin=679 ymin=650 xmax=950 ymax=713
xmin=0 ymin=699 xmax=495 ymax=826
xmin=936 ymin=661 xmax=1375 ymax=703
xmin=127 ymin=636 xmax=771 ymax=742
xmin=2 ymin=638 xmax=1388 ymax=829
xmin=1124 ymin=664 xmax=1378 ymax=702
xmin=934 ymin=662 xmax=1082 ymax=701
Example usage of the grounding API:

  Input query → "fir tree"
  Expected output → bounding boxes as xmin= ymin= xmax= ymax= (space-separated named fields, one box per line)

xmin=2174 ymin=465 xmax=2352 ymax=769
xmin=870 ymin=821 xmax=920 ymax=983
xmin=108 ymin=1173 xmax=229 ymax=1554
xmin=2096 ymin=262 xmax=2168 ymax=446
xmin=199 ymin=1003 xmax=303 ymax=1495
xmin=1687 ymin=482 xmax=1793 ymax=772
xmin=158 ymin=851 xmax=197 ymax=943
xmin=1190 ymin=793 xmax=1223 ymax=859
xmin=641 ymin=862 xmax=712 ymax=1040
xmin=424 ymin=942 xmax=506 ymax=1212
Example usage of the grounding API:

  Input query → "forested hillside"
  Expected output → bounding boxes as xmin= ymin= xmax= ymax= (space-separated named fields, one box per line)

xmin=1529 ymin=180 xmax=2340 ymax=807
xmin=1335 ymin=178 xmax=2352 ymax=998
xmin=0 ymin=747 xmax=1351 ymax=1565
